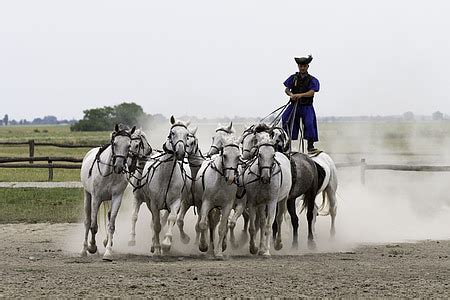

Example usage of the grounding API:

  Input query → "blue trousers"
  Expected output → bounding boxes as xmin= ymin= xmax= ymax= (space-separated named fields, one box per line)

xmin=281 ymin=103 xmax=318 ymax=141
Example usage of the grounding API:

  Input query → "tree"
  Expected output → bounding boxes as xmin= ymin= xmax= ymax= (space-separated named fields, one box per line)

xmin=113 ymin=102 xmax=145 ymax=126
xmin=71 ymin=106 xmax=115 ymax=131
xmin=403 ymin=111 xmax=415 ymax=121
xmin=3 ymin=114 xmax=8 ymax=126
xmin=70 ymin=102 xmax=149 ymax=131
xmin=432 ymin=111 xmax=443 ymax=121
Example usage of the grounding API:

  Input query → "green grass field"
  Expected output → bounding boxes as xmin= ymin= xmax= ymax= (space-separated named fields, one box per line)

xmin=0 ymin=188 xmax=83 ymax=223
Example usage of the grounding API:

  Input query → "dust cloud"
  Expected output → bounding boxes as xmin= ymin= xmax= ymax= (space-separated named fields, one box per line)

xmin=64 ymin=120 xmax=450 ymax=257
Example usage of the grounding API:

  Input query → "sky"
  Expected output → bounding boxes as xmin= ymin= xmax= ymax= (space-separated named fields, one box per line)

xmin=0 ymin=0 xmax=449 ymax=120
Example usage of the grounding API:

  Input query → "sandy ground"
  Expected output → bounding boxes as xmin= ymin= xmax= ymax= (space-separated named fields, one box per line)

xmin=1 ymin=169 xmax=450 ymax=297
xmin=0 ymin=222 xmax=449 ymax=298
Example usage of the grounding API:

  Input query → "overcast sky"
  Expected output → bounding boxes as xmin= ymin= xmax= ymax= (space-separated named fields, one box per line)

xmin=1 ymin=0 xmax=449 ymax=120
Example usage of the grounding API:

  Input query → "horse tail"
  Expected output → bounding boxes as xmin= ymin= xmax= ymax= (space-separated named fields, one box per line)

xmin=318 ymin=191 xmax=330 ymax=216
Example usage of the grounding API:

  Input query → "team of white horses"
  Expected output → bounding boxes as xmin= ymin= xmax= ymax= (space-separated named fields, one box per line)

xmin=79 ymin=117 xmax=338 ymax=261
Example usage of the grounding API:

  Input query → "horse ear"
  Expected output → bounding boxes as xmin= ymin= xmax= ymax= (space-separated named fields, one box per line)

xmin=186 ymin=120 xmax=191 ymax=127
xmin=226 ymin=121 xmax=233 ymax=132
xmin=115 ymin=124 xmax=119 ymax=132
xmin=170 ymin=115 xmax=175 ymax=125
xmin=189 ymin=126 xmax=198 ymax=136
xmin=130 ymin=126 xmax=136 ymax=135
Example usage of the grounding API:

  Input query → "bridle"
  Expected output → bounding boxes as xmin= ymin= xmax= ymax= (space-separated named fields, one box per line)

xmin=256 ymin=143 xmax=277 ymax=178
xmin=164 ymin=123 xmax=188 ymax=155
xmin=111 ymin=129 xmax=133 ymax=166
xmin=240 ymin=127 xmax=257 ymax=157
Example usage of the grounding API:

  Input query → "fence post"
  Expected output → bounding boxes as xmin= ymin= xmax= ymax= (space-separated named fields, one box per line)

xmin=48 ymin=159 xmax=53 ymax=181
xmin=29 ymin=139 xmax=35 ymax=164
xmin=360 ymin=158 xmax=366 ymax=185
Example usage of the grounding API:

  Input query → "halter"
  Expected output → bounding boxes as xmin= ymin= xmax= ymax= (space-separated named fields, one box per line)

xmin=88 ymin=129 xmax=132 ymax=178
xmin=242 ymin=141 xmax=282 ymax=186
xmin=128 ymin=133 xmax=153 ymax=173
xmin=111 ymin=129 xmax=132 ymax=165
xmin=240 ymin=127 xmax=257 ymax=157
xmin=165 ymin=123 xmax=188 ymax=155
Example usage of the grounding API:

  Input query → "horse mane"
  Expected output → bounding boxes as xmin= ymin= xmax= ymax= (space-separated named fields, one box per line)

xmin=254 ymin=123 xmax=270 ymax=133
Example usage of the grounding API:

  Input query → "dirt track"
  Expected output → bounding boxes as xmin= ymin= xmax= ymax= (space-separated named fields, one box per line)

xmin=1 ymin=223 xmax=449 ymax=298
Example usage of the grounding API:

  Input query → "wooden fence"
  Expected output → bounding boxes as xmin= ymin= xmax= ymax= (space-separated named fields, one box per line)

xmin=2 ymin=140 xmax=450 ymax=182
xmin=0 ymin=140 xmax=100 ymax=181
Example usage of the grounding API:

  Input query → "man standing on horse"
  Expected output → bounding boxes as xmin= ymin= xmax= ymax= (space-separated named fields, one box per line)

xmin=281 ymin=55 xmax=320 ymax=153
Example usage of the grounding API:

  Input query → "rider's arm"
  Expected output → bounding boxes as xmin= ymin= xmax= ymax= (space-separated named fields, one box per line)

xmin=285 ymin=87 xmax=293 ymax=97
xmin=292 ymin=90 xmax=315 ymax=99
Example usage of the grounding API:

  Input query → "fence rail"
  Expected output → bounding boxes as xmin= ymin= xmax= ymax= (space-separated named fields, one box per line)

xmin=2 ymin=139 xmax=450 ymax=183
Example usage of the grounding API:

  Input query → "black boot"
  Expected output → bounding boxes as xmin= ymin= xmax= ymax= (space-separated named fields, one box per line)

xmin=307 ymin=140 xmax=317 ymax=153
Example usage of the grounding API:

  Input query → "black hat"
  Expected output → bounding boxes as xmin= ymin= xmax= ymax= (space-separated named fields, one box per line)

xmin=294 ymin=55 xmax=313 ymax=65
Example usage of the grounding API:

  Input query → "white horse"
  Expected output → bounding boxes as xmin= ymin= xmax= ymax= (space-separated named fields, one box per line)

xmin=240 ymin=123 xmax=338 ymax=248
xmin=122 ymin=129 xmax=159 ymax=247
xmin=241 ymin=133 xmax=292 ymax=256
xmin=80 ymin=124 xmax=136 ymax=261
xmin=176 ymin=126 xmax=206 ymax=245
xmin=138 ymin=116 xmax=192 ymax=255
xmin=194 ymin=137 xmax=241 ymax=257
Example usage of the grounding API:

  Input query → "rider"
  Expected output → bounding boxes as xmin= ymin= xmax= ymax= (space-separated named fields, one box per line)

xmin=281 ymin=55 xmax=320 ymax=153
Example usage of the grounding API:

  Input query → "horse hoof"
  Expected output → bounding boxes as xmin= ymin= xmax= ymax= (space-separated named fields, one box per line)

xmin=79 ymin=250 xmax=87 ymax=258
xmin=291 ymin=241 xmax=299 ymax=250
xmin=308 ymin=240 xmax=317 ymax=251
xmin=274 ymin=241 xmax=283 ymax=251
xmin=128 ymin=240 xmax=136 ymax=247
xmin=87 ymin=245 xmax=97 ymax=254
xmin=103 ymin=249 xmax=113 ymax=261
xmin=249 ymin=245 xmax=258 ymax=255
xmin=199 ymin=243 xmax=208 ymax=253
xmin=180 ymin=234 xmax=191 ymax=245
xmin=150 ymin=246 xmax=155 ymax=253
xmin=161 ymin=243 xmax=171 ymax=253
xmin=215 ymin=253 xmax=226 ymax=260
xmin=261 ymin=251 xmax=271 ymax=257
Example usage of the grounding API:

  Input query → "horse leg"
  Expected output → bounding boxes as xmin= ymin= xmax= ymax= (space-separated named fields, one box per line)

xmin=327 ymin=188 xmax=338 ymax=238
xmin=150 ymin=205 xmax=162 ymax=256
xmin=262 ymin=201 xmax=277 ymax=256
xmin=102 ymin=202 xmax=111 ymax=248
xmin=176 ymin=199 xmax=191 ymax=244
xmin=257 ymin=205 xmax=267 ymax=256
xmin=128 ymin=195 xmax=143 ymax=247
xmin=198 ymin=199 xmax=212 ymax=252
xmin=207 ymin=209 xmax=220 ymax=256
xmin=194 ymin=206 xmax=201 ymax=245
xmin=274 ymin=198 xmax=287 ymax=251
xmin=229 ymin=196 xmax=247 ymax=249
xmin=287 ymin=197 xmax=299 ymax=249
xmin=161 ymin=200 xmax=181 ymax=253
xmin=248 ymin=205 xmax=258 ymax=255
xmin=87 ymin=197 xmax=101 ymax=254
xmin=80 ymin=190 xmax=91 ymax=257
xmin=103 ymin=194 xmax=124 ymax=261
xmin=305 ymin=190 xmax=317 ymax=250
xmin=216 ymin=204 xmax=233 ymax=258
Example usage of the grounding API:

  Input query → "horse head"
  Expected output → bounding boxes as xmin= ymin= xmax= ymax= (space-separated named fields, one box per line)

xmin=128 ymin=129 xmax=152 ymax=173
xmin=240 ymin=124 xmax=257 ymax=160
xmin=255 ymin=132 xmax=276 ymax=184
xmin=207 ymin=122 xmax=235 ymax=157
xmin=166 ymin=115 xmax=190 ymax=161
xmin=220 ymin=136 xmax=240 ymax=185
xmin=186 ymin=126 xmax=199 ymax=156
xmin=111 ymin=123 xmax=136 ymax=174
